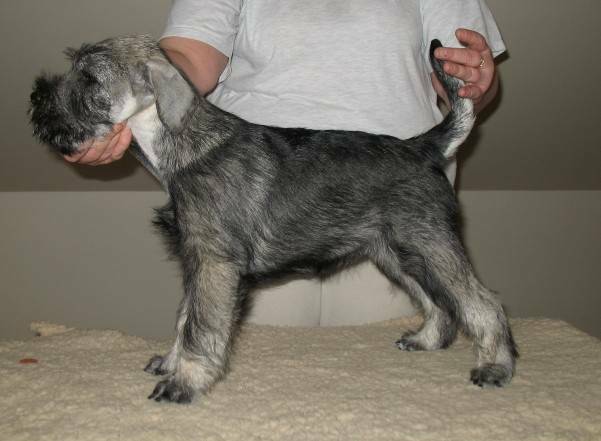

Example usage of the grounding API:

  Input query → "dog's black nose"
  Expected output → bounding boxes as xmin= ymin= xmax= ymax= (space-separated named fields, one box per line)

xmin=30 ymin=74 xmax=62 ymax=109
xmin=29 ymin=74 xmax=79 ymax=155
xmin=29 ymin=74 xmax=62 ymax=135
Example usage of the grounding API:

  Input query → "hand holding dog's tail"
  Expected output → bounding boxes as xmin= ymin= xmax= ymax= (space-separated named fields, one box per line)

xmin=424 ymin=39 xmax=476 ymax=159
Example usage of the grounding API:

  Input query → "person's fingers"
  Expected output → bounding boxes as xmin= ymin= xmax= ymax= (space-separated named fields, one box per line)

xmin=103 ymin=125 xmax=131 ymax=162
xmin=435 ymin=46 xmax=493 ymax=95
xmin=111 ymin=127 xmax=132 ymax=160
xmin=433 ymin=29 xmax=498 ymax=105
xmin=77 ymin=144 xmax=110 ymax=164
xmin=62 ymin=123 xmax=128 ymax=165
xmin=89 ymin=130 xmax=125 ymax=165
xmin=85 ymin=123 xmax=128 ymax=165
xmin=458 ymin=84 xmax=484 ymax=101
xmin=63 ymin=148 xmax=89 ymax=163
xmin=455 ymin=28 xmax=489 ymax=53
xmin=435 ymin=47 xmax=483 ymax=69
xmin=62 ymin=139 xmax=94 ymax=162
xmin=443 ymin=61 xmax=482 ymax=84
xmin=453 ymin=28 xmax=494 ymax=76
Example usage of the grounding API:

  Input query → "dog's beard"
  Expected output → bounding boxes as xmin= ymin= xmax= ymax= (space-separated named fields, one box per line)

xmin=29 ymin=74 xmax=112 ymax=155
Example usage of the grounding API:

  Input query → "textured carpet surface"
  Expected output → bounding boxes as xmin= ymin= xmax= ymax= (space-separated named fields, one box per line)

xmin=1 ymin=318 xmax=600 ymax=441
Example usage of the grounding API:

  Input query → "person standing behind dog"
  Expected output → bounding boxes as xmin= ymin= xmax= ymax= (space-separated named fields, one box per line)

xmin=66 ymin=0 xmax=506 ymax=325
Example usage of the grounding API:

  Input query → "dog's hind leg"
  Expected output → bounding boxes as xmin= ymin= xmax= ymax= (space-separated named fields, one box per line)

xmin=148 ymin=249 xmax=241 ymax=403
xmin=372 ymin=247 xmax=457 ymax=351
xmin=373 ymin=231 xmax=517 ymax=387
xmin=396 ymin=277 xmax=457 ymax=351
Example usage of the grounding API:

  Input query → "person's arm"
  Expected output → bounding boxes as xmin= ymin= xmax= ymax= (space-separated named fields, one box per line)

xmin=159 ymin=37 xmax=228 ymax=96
xmin=430 ymin=28 xmax=499 ymax=115
xmin=66 ymin=38 xmax=228 ymax=165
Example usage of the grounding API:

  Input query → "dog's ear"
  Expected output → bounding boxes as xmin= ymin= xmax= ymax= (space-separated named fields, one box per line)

xmin=145 ymin=56 xmax=195 ymax=132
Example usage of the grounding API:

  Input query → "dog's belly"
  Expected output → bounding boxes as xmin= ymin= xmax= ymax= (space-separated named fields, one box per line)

xmin=244 ymin=250 xmax=365 ymax=287
xmin=244 ymin=218 xmax=375 ymax=283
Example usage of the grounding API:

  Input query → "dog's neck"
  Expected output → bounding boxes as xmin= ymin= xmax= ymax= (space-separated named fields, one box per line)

xmin=127 ymin=97 xmax=241 ymax=185
xmin=127 ymin=104 xmax=161 ymax=168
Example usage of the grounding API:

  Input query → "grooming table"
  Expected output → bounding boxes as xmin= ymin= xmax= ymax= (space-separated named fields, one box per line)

xmin=1 ymin=317 xmax=600 ymax=440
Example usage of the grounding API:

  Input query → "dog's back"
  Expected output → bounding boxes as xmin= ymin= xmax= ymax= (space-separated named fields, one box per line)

xmin=163 ymin=118 xmax=455 ymax=281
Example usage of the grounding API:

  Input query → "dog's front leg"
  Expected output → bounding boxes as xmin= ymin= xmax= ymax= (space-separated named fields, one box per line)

xmin=148 ymin=251 xmax=240 ymax=404
xmin=144 ymin=295 xmax=191 ymax=376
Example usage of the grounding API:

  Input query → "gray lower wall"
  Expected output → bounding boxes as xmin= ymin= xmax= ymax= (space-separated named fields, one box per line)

xmin=1 ymin=190 xmax=599 ymax=340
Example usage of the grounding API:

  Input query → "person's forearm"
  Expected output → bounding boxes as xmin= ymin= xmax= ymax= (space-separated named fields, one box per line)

xmin=159 ymin=37 xmax=228 ymax=96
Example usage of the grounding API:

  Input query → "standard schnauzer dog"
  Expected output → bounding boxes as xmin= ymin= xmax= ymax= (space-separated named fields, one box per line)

xmin=30 ymin=35 xmax=517 ymax=403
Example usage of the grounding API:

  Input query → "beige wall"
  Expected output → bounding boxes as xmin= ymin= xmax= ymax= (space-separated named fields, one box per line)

xmin=456 ymin=0 xmax=601 ymax=190
xmin=0 ymin=1 xmax=600 ymax=339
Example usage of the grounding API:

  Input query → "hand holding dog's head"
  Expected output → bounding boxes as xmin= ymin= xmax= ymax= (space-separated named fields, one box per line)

xmin=29 ymin=35 xmax=191 ymax=156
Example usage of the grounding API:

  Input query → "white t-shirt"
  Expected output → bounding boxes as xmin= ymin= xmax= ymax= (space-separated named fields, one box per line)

xmin=162 ymin=0 xmax=505 ymax=140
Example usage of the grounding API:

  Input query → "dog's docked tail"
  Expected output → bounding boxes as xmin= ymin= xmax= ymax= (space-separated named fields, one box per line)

xmin=423 ymin=39 xmax=476 ymax=160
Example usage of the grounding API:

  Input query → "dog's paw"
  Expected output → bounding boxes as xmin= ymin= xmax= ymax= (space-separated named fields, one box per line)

xmin=144 ymin=354 xmax=171 ymax=376
xmin=148 ymin=377 xmax=194 ymax=404
xmin=470 ymin=364 xmax=513 ymax=388
xmin=395 ymin=333 xmax=426 ymax=351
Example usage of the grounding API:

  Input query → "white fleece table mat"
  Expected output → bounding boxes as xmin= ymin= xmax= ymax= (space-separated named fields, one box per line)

xmin=1 ymin=317 xmax=600 ymax=441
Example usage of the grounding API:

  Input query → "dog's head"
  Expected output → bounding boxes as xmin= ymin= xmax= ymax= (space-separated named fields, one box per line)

xmin=29 ymin=34 xmax=195 ymax=156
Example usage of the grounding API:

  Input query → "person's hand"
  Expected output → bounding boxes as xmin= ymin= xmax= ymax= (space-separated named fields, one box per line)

xmin=64 ymin=123 xmax=132 ymax=165
xmin=434 ymin=28 xmax=498 ymax=112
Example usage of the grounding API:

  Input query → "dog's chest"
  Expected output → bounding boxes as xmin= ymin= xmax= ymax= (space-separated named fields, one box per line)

xmin=128 ymin=105 xmax=162 ymax=168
